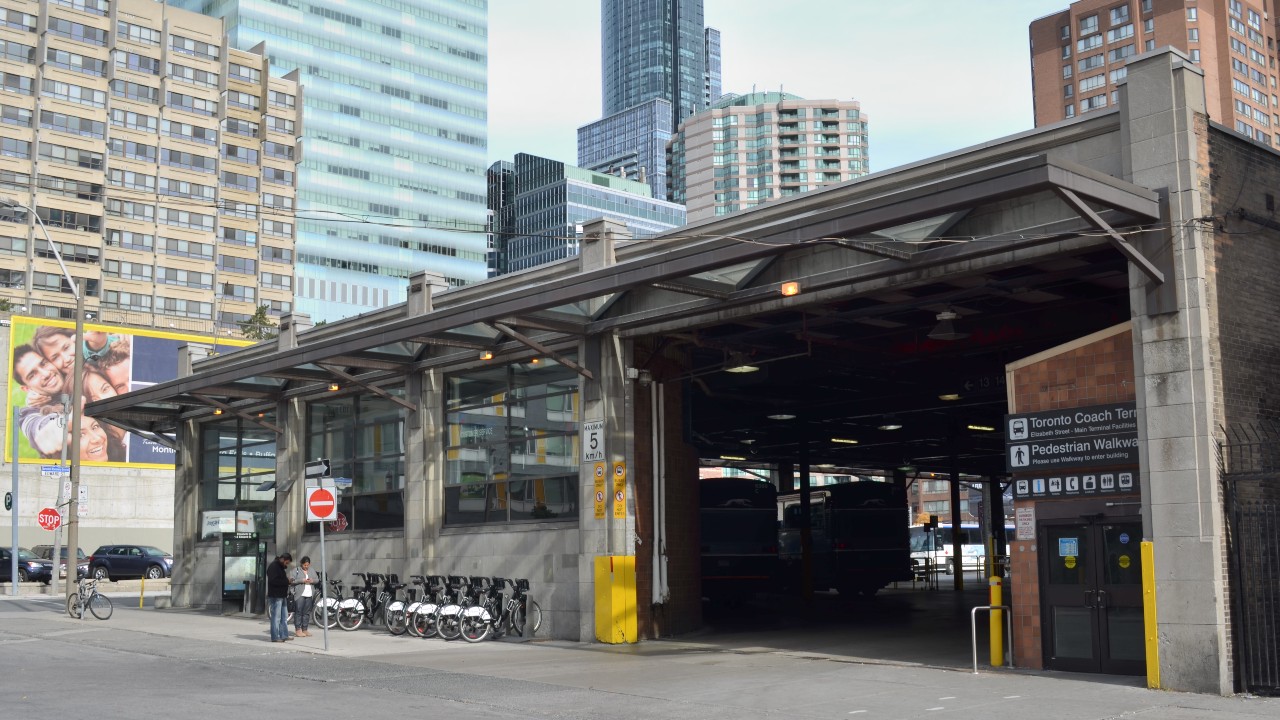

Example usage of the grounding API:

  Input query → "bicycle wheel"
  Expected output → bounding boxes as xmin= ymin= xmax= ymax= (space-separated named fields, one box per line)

xmin=460 ymin=609 xmax=491 ymax=643
xmin=337 ymin=604 xmax=364 ymax=631
xmin=413 ymin=606 xmax=438 ymax=638
xmin=88 ymin=592 xmax=113 ymax=620
xmin=66 ymin=593 xmax=82 ymax=619
xmin=313 ymin=600 xmax=338 ymax=629
xmin=437 ymin=608 xmax=463 ymax=641
xmin=404 ymin=604 xmax=422 ymax=637
xmin=385 ymin=603 xmax=408 ymax=636
xmin=512 ymin=599 xmax=542 ymax=637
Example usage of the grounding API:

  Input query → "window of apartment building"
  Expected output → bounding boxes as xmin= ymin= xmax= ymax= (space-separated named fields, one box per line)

xmin=1079 ymin=14 xmax=1099 ymax=35
xmin=167 ymin=92 xmax=217 ymax=117
xmin=0 ymin=39 xmax=34 ymax=64
xmin=1143 ymin=18 xmax=1153 ymax=34
xmin=1060 ymin=24 xmax=1070 ymax=40
xmin=228 ymin=63 xmax=262 ymax=84
xmin=1081 ymin=94 xmax=1109 ymax=112
xmin=162 ymin=119 xmax=217 ymax=145
xmin=265 ymin=116 xmax=295 ymax=135
xmin=52 ymin=0 xmax=110 ymax=16
xmin=105 ymin=230 xmax=154 ymax=251
xmin=1141 ymin=0 xmax=1152 ymax=13
xmin=114 ymin=50 xmax=161 ymax=76
xmin=1187 ymin=7 xmax=1197 ymax=22
xmin=158 ymin=174 xmax=213 ymax=196
xmin=118 ymin=21 xmax=161 ymax=45
xmin=260 ymin=245 xmax=291 ymax=263
xmin=1146 ymin=39 xmax=1156 ymax=51
xmin=39 ymin=142 xmax=102 ymax=170
xmin=0 ymin=200 xmax=27 ymax=222
xmin=262 ymin=219 xmax=292 ymax=237
xmin=1080 ymin=74 xmax=1106 ymax=93
xmin=268 ymin=90 xmax=295 ymax=109
xmin=1066 ymin=104 xmax=1077 ymax=119
xmin=106 ymin=199 xmax=155 ymax=222
xmin=34 ymin=239 xmax=98 ymax=265
xmin=170 ymin=35 xmax=220 ymax=61
xmin=111 ymin=79 xmax=160 ymax=104
xmin=1107 ymin=23 xmax=1133 ymax=43
xmin=37 ymin=174 xmax=102 ymax=201
xmin=111 ymin=108 xmax=158 ymax=133
xmin=1077 ymin=34 xmax=1103 ymax=53
xmin=220 ymin=170 xmax=258 ymax=192
xmin=2 ymin=9 xmax=36 ymax=33
xmin=161 ymin=148 xmax=216 ymax=173
xmin=33 ymin=272 xmax=97 ymax=296
xmin=262 ymin=167 xmax=294 ymax=187
xmin=1110 ymin=67 xmax=1128 ymax=84
xmin=39 ymin=110 xmax=104 ymax=139
xmin=108 ymin=138 xmax=157 ymax=163
xmin=0 ymin=234 xmax=26 ymax=255
xmin=168 ymin=63 xmax=219 ymax=89
xmin=1 ymin=104 xmax=31 ymax=128
xmin=1247 ymin=9 xmax=1261 ymax=30
xmin=156 ymin=296 xmax=212 ymax=319
xmin=218 ymin=282 xmax=255 ymax=303
xmin=261 ymin=272 xmax=291 ymax=290
xmin=47 ymin=17 xmax=108 ymax=46
xmin=2 ymin=72 xmax=34 ymax=96
xmin=1079 ymin=53 xmax=1104 ymax=72
xmin=155 ymin=266 xmax=212 ymax=289
xmin=214 ymin=254 xmax=255 ymax=277
xmin=225 ymin=90 xmax=259 ymax=110
xmin=220 ymin=226 xmax=257 ymax=247
xmin=46 ymin=48 xmax=105 ymax=77
xmin=1189 ymin=28 xmax=1200 ymax=43
xmin=262 ymin=193 xmax=292 ymax=211
xmin=36 ymin=206 xmax=101 ymax=233
xmin=222 ymin=143 xmax=259 ymax=164
xmin=222 ymin=118 xmax=259 ymax=138
xmin=1062 ymin=44 xmax=1071 ymax=60
xmin=159 ymin=236 xmax=212 ymax=259
xmin=1190 ymin=49 xmax=1201 ymax=62
xmin=1110 ymin=5 xmax=1128 ymax=25
xmin=104 ymin=260 xmax=154 ymax=282
xmin=102 ymin=290 xmax=151 ymax=311
xmin=0 ymin=169 xmax=28 ymax=192
xmin=159 ymin=208 xmax=214 ymax=231
xmin=108 ymin=168 xmax=156 ymax=192
xmin=42 ymin=79 xmax=105 ymax=107
xmin=262 ymin=141 xmax=293 ymax=160
xmin=219 ymin=200 xmax=258 ymax=219
xmin=1109 ymin=44 xmax=1136 ymax=63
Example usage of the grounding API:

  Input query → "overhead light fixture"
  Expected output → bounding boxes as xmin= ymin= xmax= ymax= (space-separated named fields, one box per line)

xmin=767 ymin=413 xmax=796 ymax=421
xmin=529 ymin=357 xmax=541 ymax=365
xmin=780 ymin=281 xmax=801 ymax=297
xmin=327 ymin=383 xmax=340 ymax=392
xmin=830 ymin=437 xmax=859 ymax=445
xmin=967 ymin=424 xmax=996 ymax=432
xmin=815 ymin=463 xmax=836 ymax=469
xmin=212 ymin=408 xmax=223 ymax=415
xmin=724 ymin=351 xmax=759 ymax=374
xmin=897 ymin=462 xmax=916 ymax=472
xmin=719 ymin=455 xmax=747 ymax=462
xmin=877 ymin=416 xmax=903 ymax=431
xmin=479 ymin=350 xmax=494 ymax=361
xmin=938 ymin=393 xmax=962 ymax=401
xmin=927 ymin=308 xmax=969 ymax=341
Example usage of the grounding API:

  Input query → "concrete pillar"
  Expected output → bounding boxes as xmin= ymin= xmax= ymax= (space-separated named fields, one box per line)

xmin=407 ymin=270 xmax=450 ymax=315
xmin=276 ymin=312 xmax=313 ymax=352
xmin=1120 ymin=48 xmax=1230 ymax=694
xmin=274 ymin=317 xmax=307 ymax=562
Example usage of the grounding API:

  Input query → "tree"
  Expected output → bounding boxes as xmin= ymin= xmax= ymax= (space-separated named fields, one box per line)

xmin=238 ymin=304 xmax=277 ymax=340
xmin=0 ymin=298 xmax=12 ymax=312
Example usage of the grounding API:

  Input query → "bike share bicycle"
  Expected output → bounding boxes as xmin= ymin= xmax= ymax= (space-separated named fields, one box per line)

xmin=67 ymin=576 xmax=113 ymax=620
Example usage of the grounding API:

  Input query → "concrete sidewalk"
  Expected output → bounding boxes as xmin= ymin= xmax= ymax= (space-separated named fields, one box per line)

xmin=1 ymin=593 xmax=1276 ymax=719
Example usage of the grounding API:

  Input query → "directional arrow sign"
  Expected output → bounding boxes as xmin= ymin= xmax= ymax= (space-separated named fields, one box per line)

xmin=305 ymin=459 xmax=332 ymax=479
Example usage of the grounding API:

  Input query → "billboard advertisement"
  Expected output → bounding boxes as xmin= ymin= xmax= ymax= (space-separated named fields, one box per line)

xmin=5 ymin=316 xmax=253 ymax=468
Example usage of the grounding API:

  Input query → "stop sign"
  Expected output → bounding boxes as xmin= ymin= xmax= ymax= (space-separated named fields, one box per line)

xmin=37 ymin=507 xmax=61 ymax=531
xmin=307 ymin=487 xmax=336 ymax=521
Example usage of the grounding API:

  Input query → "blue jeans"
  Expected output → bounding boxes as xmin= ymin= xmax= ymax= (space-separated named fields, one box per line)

xmin=269 ymin=597 xmax=289 ymax=641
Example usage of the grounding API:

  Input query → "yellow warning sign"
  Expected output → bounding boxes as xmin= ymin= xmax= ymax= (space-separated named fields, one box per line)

xmin=1118 ymin=554 xmax=1131 ymax=569
xmin=593 ymin=462 xmax=606 ymax=519
xmin=1064 ymin=555 xmax=1077 ymax=569
xmin=612 ymin=461 xmax=627 ymax=519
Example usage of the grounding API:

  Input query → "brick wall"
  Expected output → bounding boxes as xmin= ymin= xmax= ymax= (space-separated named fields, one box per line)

xmin=1007 ymin=324 xmax=1136 ymax=668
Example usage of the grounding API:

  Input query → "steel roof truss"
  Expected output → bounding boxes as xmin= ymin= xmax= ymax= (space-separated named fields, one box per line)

xmin=490 ymin=323 xmax=595 ymax=380
xmin=192 ymin=394 xmax=283 ymax=434
xmin=1054 ymin=187 xmax=1165 ymax=284
xmin=316 ymin=364 xmax=417 ymax=412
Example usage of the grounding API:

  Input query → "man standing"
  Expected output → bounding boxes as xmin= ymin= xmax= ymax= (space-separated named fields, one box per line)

xmin=265 ymin=553 xmax=292 ymax=642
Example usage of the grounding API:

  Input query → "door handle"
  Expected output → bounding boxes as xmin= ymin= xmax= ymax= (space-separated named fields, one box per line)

xmin=1096 ymin=590 xmax=1108 ymax=609
xmin=1083 ymin=590 xmax=1095 ymax=608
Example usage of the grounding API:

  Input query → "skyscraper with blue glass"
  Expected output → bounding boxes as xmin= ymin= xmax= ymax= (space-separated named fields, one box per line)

xmin=171 ymin=0 xmax=489 ymax=322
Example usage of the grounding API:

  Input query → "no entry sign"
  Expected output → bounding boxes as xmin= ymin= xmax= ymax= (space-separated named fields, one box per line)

xmin=307 ymin=487 xmax=336 ymax=522
xmin=37 ymin=507 xmax=61 ymax=530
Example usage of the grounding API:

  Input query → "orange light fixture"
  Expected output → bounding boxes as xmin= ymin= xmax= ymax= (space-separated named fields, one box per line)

xmin=328 ymin=383 xmax=340 ymax=392
xmin=479 ymin=350 xmax=494 ymax=361
xmin=780 ymin=281 xmax=801 ymax=297
xmin=212 ymin=408 xmax=223 ymax=415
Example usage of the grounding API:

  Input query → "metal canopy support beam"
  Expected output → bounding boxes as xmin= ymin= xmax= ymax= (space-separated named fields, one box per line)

xmin=490 ymin=323 xmax=595 ymax=380
xmin=1054 ymin=187 xmax=1164 ymax=284
xmin=192 ymin=394 xmax=283 ymax=434
xmin=650 ymin=279 xmax=732 ymax=300
xmin=324 ymin=354 xmax=413 ymax=372
xmin=494 ymin=315 xmax=588 ymax=335
xmin=94 ymin=418 xmax=178 ymax=450
xmin=408 ymin=335 xmax=491 ymax=351
xmin=316 ymin=364 xmax=417 ymax=413
xmin=835 ymin=239 xmax=913 ymax=261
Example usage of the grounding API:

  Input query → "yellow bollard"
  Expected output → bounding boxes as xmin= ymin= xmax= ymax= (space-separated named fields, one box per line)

xmin=989 ymin=575 xmax=1003 ymax=667
xmin=139 ymin=576 xmax=145 ymax=609
xmin=1141 ymin=541 xmax=1160 ymax=689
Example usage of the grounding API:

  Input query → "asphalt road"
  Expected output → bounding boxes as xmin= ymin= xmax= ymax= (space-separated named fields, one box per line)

xmin=1 ymin=594 xmax=1276 ymax=720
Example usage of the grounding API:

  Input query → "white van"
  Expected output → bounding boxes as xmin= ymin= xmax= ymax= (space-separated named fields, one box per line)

xmin=908 ymin=523 xmax=1013 ymax=575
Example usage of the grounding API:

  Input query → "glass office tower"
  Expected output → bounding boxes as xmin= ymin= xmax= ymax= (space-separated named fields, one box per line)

xmin=577 ymin=99 xmax=672 ymax=200
xmin=601 ymin=0 xmax=707 ymax=129
xmin=172 ymin=0 xmax=489 ymax=322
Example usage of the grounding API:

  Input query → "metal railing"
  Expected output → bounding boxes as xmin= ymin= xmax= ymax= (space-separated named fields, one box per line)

xmin=970 ymin=605 xmax=1013 ymax=674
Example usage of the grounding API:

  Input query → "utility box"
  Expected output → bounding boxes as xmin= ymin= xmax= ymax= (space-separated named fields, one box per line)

xmin=594 ymin=555 xmax=637 ymax=643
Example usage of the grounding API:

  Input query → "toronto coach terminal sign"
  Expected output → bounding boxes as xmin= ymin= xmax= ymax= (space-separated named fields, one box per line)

xmin=1006 ymin=402 xmax=1140 ymax=499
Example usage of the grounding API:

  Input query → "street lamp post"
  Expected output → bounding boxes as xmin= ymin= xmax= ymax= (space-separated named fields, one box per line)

xmin=0 ymin=198 xmax=85 ymax=602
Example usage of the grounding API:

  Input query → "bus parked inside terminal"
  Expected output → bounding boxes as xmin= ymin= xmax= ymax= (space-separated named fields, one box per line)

xmin=908 ymin=523 xmax=1014 ymax=575
xmin=699 ymin=478 xmax=779 ymax=599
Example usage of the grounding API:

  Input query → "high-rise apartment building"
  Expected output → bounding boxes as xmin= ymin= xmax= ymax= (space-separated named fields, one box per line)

xmin=584 ymin=0 xmax=719 ymax=200
xmin=487 ymin=153 xmax=686 ymax=275
xmin=668 ymin=93 xmax=870 ymax=223
xmin=0 ymin=0 xmax=299 ymax=334
xmin=172 ymin=0 xmax=489 ymax=322
xmin=1031 ymin=0 xmax=1279 ymax=148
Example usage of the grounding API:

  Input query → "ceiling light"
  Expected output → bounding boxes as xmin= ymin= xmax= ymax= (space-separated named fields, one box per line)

xmin=815 ymin=463 xmax=836 ymax=469
xmin=529 ymin=357 xmax=541 ymax=365
xmin=724 ymin=351 xmax=759 ymax=373
xmin=767 ymin=413 xmax=796 ymax=421
xmin=967 ymin=424 xmax=996 ymax=432
xmin=830 ymin=437 xmax=859 ymax=445
xmin=877 ymin=417 xmax=903 ymax=431
xmin=780 ymin=281 xmax=800 ymax=297
xmin=212 ymin=408 xmax=223 ymax=415
xmin=927 ymin=308 xmax=969 ymax=341
xmin=719 ymin=455 xmax=747 ymax=462
xmin=740 ymin=438 xmax=757 ymax=445
xmin=327 ymin=383 xmax=340 ymax=392
xmin=938 ymin=393 xmax=962 ymax=401
xmin=479 ymin=350 xmax=494 ymax=361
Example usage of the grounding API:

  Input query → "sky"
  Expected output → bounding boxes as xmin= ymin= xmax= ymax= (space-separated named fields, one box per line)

xmin=487 ymin=0 xmax=1071 ymax=173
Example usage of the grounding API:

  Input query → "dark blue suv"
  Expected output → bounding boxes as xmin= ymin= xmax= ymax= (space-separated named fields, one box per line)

xmin=87 ymin=545 xmax=173 ymax=581
xmin=0 ymin=548 xmax=54 ymax=584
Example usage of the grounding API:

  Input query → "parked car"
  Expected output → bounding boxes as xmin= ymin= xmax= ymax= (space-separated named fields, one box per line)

xmin=86 ymin=545 xmax=173 ymax=580
xmin=32 ymin=546 xmax=89 ymax=579
xmin=0 ymin=548 xmax=54 ymax=584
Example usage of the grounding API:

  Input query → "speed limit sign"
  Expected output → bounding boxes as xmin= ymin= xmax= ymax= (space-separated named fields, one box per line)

xmin=582 ymin=420 xmax=604 ymax=462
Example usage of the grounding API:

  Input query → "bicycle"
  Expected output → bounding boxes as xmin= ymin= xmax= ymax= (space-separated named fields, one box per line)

xmin=337 ymin=572 xmax=380 ymax=631
xmin=382 ymin=574 xmax=410 ymax=636
xmin=409 ymin=575 xmax=448 ymax=639
xmin=66 ymin=576 xmax=113 ymax=620
xmin=433 ymin=575 xmax=471 ymax=641
xmin=460 ymin=577 xmax=542 ymax=642
xmin=312 ymin=575 xmax=344 ymax=630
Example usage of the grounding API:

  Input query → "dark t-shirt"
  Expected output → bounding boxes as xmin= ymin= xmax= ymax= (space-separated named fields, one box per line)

xmin=265 ymin=559 xmax=290 ymax=598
